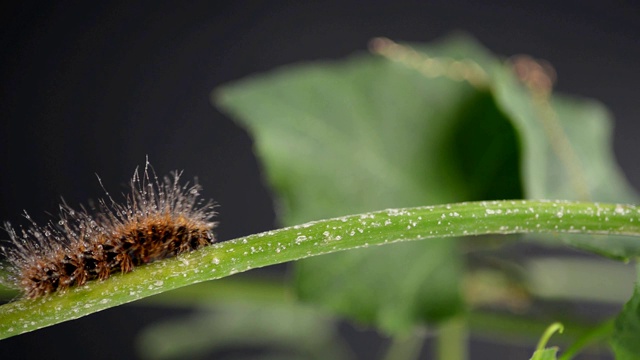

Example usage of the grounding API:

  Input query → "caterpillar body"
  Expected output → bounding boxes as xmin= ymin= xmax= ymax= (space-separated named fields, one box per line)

xmin=1 ymin=163 xmax=217 ymax=298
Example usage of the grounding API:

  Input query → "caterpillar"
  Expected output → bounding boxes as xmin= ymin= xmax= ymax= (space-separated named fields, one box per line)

xmin=0 ymin=162 xmax=217 ymax=299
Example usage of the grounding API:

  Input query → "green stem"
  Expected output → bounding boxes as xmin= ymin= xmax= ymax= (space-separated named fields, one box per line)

xmin=1 ymin=200 xmax=639 ymax=339
xmin=436 ymin=317 xmax=468 ymax=360
xmin=558 ymin=320 xmax=614 ymax=360
xmin=383 ymin=331 xmax=425 ymax=360
xmin=536 ymin=322 xmax=564 ymax=351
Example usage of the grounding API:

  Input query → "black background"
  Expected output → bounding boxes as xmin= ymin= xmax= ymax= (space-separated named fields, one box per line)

xmin=0 ymin=1 xmax=638 ymax=359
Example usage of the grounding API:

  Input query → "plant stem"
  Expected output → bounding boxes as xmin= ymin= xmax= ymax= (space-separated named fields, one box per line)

xmin=436 ymin=317 xmax=468 ymax=360
xmin=558 ymin=320 xmax=614 ymax=360
xmin=1 ymin=200 xmax=640 ymax=339
xmin=536 ymin=322 xmax=564 ymax=351
xmin=383 ymin=331 xmax=425 ymax=360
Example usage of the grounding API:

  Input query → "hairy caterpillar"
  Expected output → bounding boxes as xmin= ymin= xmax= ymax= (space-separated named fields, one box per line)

xmin=0 ymin=162 xmax=217 ymax=298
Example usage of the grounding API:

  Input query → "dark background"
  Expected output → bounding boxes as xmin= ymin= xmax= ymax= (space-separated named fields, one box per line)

xmin=0 ymin=1 xmax=638 ymax=359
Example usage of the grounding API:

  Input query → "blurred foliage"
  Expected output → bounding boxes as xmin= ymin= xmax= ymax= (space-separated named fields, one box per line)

xmin=216 ymin=32 xmax=638 ymax=357
xmin=611 ymin=266 xmax=640 ymax=360
xmin=2 ymin=34 xmax=638 ymax=359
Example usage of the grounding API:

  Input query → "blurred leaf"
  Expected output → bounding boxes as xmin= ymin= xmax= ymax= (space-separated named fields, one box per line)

xmin=295 ymin=238 xmax=461 ymax=332
xmin=215 ymin=39 xmax=497 ymax=333
xmin=610 ymin=264 xmax=640 ymax=359
xmin=492 ymin=72 xmax=634 ymax=202
xmin=137 ymin=301 xmax=352 ymax=360
xmin=525 ymin=257 xmax=635 ymax=303
xmin=490 ymin=59 xmax=639 ymax=259
xmin=214 ymin=34 xmax=639 ymax=334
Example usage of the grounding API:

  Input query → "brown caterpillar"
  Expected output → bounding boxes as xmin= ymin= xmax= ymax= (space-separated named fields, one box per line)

xmin=0 ymin=162 xmax=217 ymax=299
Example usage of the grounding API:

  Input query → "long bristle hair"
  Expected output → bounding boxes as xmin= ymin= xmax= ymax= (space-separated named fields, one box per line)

xmin=0 ymin=162 xmax=217 ymax=299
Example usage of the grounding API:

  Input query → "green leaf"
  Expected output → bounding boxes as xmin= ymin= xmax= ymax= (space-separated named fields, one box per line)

xmin=610 ymin=264 xmax=640 ymax=359
xmin=490 ymin=57 xmax=639 ymax=259
xmin=530 ymin=348 xmax=559 ymax=360
xmin=492 ymin=72 xmax=634 ymax=202
xmin=294 ymin=239 xmax=462 ymax=332
xmin=214 ymin=34 xmax=639 ymax=333
xmin=214 ymin=36 xmax=521 ymax=333
xmin=396 ymin=37 xmax=639 ymax=259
